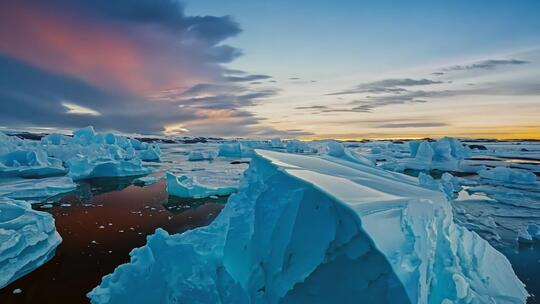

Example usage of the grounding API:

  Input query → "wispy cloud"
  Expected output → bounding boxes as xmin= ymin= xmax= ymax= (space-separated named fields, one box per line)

xmin=327 ymin=78 xmax=443 ymax=95
xmin=442 ymin=59 xmax=529 ymax=72
xmin=224 ymin=74 xmax=272 ymax=82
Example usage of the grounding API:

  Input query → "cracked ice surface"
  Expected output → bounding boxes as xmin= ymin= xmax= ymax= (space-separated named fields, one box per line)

xmin=89 ymin=149 xmax=526 ymax=304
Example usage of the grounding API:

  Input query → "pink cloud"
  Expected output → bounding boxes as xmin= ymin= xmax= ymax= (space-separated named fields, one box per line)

xmin=0 ymin=2 xmax=212 ymax=94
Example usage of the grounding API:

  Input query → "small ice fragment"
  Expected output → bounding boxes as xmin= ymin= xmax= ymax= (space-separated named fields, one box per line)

xmin=40 ymin=204 xmax=53 ymax=209
xmin=98 ymin=226 xmax=105 ymax=229
xmin=210 ymin=195 xmax=218 ymax=199
xmin=60 ymin=203 xmax=71 ymax=207
xmin=119 ymin=230 xmax=124 ymax=233
xmin=12 ymin=288 xmax=22 ymax=294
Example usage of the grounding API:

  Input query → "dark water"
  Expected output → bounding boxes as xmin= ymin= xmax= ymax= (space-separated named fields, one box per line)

xmin=0 ymin=179 xmax=225 ymax=303
xmin=503 ymin=244 xmax=540 ymax=304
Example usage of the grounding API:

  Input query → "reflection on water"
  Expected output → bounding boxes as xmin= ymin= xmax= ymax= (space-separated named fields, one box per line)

xmin=0 ymin=179 xmax=225 ymax=304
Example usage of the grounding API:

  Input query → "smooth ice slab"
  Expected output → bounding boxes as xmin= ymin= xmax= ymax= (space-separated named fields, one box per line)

xmin=89 ymin=150 xmax=527 ymax=304
xmin=0 ymin=199 xmax=62 ymax=289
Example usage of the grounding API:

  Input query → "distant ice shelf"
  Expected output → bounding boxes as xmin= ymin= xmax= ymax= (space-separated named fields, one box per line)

xmin=89 ymin=149 xmax=527 ymax=304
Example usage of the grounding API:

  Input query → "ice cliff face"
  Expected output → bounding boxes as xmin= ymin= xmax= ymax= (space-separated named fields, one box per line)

xmin=89 ymin=150 xmax=527 ymax=304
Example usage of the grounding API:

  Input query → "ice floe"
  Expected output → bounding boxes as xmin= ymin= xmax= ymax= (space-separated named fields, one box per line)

xmin=89 ymin=150 xmax=526 ymax=304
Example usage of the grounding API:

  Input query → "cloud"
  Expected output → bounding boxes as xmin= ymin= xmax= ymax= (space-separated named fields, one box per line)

xmin=328 ymin=78 xmax=443 ymax=95
xmin=375 ymin=122 xmax=448 ymax=128
xmin=224 ymin=74 xmax=272 ymax=82
xmin=443 ymin=59 xmax=529 ymax=72
xmin=0 ymin=0 xmax=244 ymax=94
xmin=0 ymin=0 xmax=293 ymax=137
xmin=295 ymin=105 xmax=329 ymax=110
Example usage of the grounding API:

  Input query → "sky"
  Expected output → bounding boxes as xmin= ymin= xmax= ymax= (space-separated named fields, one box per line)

xmin=0 ymin=0 xmax=539 ymax=139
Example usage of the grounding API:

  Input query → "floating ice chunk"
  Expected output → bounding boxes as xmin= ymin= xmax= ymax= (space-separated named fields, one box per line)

xmin=0 ymin=150 xmax=66 ymax=178
xmin=90 ymin=150 xmax=526 ymax=304
xmin=136 ymin=145 xmax=161 ymax=161
xmin=67 ymin=157 xmax=151 ymax=180
xmin=165 ymin=172 xmax=237 ymax=198
xmin=0 ymin=199 xmax=62 ymax=289
xmin=133 ymin=176 xmax=161 ymax=187
xmin=218 ymin=142 xmax=243 ymax=158
xmin=478 ymin=166 xmax=537 ymax=185
xmin=418 ymin=172 xmax=462 ymax=200
xmin=286 ymin=139 xmax=317 ymax=153
xmin=381 ymin=137 xmax=471 ymax=172
xmin=188 ymin=150 xmax=217 ymax=161
xmin=0 ymin=176 xmax=76 ymax=201
xmin=12 ymin=288 xmax=22 ymax=294
xmin=517 ymin=224 xmax=540 ymax=243
xmin=325 ymin=141 xmax=374 ymax=166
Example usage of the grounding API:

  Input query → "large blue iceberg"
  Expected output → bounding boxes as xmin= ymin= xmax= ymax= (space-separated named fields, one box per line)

xmin=89 ymin=150 xmax=526 ymax=303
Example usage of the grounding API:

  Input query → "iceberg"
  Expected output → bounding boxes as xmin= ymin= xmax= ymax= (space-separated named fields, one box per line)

xmin=0 ymin=176 xmax=76 ymax=201
xmin=418 ymin=172 xmax=462 ymax=200
xmin=0 ymin=198 xmax=62 ymax=289
xmin=188 ymin=150 xmax=217 ymax=161
xmin=67 ymin=157 xmax=150 ymax=180
xmin=478 ymin=167 xmax=537 ymax=185
xmin=89 ymin=150 xmax=526 ymax=304
xmin=0 ymin=150 xmax=66 ymax=178
xmin=218 ymin=142 xmax=243 ymax=158
xmin=376 ymin=137 xmax=471 ymax=172
xmin=165 ymin=172 xmax=237 ymax=198
xmin=134 ymin=176 xmax=161 ymax=187
xmin=286 ymin=139 xmax=317 ymax=153
xmin=325 ymin=141 xmax=374 ymax=166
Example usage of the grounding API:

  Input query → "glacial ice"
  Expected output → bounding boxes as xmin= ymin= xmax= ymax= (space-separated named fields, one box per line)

xmin=188 ymin=150 xmax=217 ymax=161
xmin=0 ymin=198 xmax=62 ymax=289
xmin=0 ymin=176 xmax=76 ymax=201
xmin=478 ymin=166 xmax=537 ymax=185
xmin=89 ymin=150 xmax=526 ymax=304
xmin=165 ymin=172 xmax=237 ymax=198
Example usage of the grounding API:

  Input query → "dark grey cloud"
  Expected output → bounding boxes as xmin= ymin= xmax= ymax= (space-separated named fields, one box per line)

xmin=443 ymin=59 xmax=529 ymax=72
xmin=328 ymin=78 xmax=443 ymax=95
xmin=375 ymin=122 xmax=448 ymax=128
xmin=432 ymin=72 xmax=445 ymax=76
xmin=322 ymin=81 xmax=540 ymax=114
xmin=0 ymin=1 xmax=290 ymax=137
xmin=295 ymin=105 xmax=329 ymax=110
xmin=224 ymin=74 xmax=272 ymax=82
